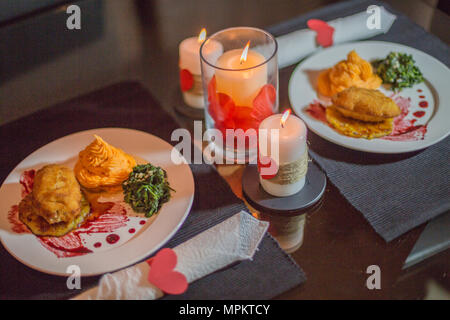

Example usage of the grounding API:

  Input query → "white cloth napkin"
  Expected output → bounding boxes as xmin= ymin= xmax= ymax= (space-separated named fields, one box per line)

xmin=277 ymin=6 xmax=397 ymax=68
xmin=74 ymin=211 xmax=269 ymax=300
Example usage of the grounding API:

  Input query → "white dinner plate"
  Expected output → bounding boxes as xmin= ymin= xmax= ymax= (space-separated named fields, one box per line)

xmin=0 ymin=128 xmax=194 ymax=276
xmin=289 ymin=41 xmax=450 ymax=153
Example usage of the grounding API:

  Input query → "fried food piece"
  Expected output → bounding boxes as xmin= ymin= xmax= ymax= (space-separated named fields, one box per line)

xmin=331 ymin=87 xmax=400 ymax=122
xmin=19 ymin=194 xmax=90 ymax=237
xmin=326 ymin=107 xmax=393 ymax=139
xmin=317 ymin=50 xmax=382 ymax=97
xmin=32 ymin=164 xmax=82 ymax=224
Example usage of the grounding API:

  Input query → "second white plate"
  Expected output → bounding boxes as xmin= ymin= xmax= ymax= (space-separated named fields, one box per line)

xmin=289 ymin=41 xmax=450 ymax=153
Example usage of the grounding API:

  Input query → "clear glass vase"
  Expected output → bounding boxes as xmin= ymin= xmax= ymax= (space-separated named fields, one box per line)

xmin=200 ymin=27 xmax=278 ymax=163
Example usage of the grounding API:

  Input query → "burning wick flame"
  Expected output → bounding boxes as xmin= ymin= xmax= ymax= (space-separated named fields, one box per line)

xmin=198 ymin=28 xmax=207 ymax=43
xmin=280 ymin=109 xmax=291 ymax=128
xmin=240 ymin=41 xmax=251 ymax=64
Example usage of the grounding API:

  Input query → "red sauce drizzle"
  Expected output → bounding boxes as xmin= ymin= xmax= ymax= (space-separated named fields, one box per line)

xmin=417 ymin=89 xmax=423 ymax=92
xmin=139 ymin=220 xmax=146 ymax=225
xmin=129 ymin=228 xmax=136 ymax=234
xmin=306 ymin=100 xmax=327 ymax=123
xmin=382 ymin=95 xmax=427 ymax=141
xmin=413 ymin=111 xmax=425 ymax=118
xmin=94 ymin=242 xmax=102 ymax=248
xmin=305 ymin=96 xmax=427 ymax=142
xmin=106 ymin=234 xmax=120 ymax=244
xmin=419 ymin=101 xmax=428 ymax=108
xmin=9 ymin=172 xmax=131 ymax=258
xmin=7 ymin=205 xmax=30 ymax=234
xmin=19 ymin=170 xmax=35 ymax=198
xmin=419 ymin=95 xmax=425 ymax=99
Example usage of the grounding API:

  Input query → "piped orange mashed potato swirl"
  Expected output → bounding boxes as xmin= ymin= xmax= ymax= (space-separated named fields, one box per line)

xmin=317 ymin=50 xmax=382 ymax=97
xmin=74 ymin=135 xmax=136 ymax=190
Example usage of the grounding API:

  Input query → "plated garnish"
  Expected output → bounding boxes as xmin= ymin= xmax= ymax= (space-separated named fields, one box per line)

xmin=122 ymin=164 xmax=173 ymax=217
xmin=373 ymin=52 xmax=424 ymax=91
xmin=16 ymin=135 xmax=173 ymax=238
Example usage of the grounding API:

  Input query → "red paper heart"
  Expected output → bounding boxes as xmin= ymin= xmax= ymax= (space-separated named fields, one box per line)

xmin=257 ymin=155 xmax=278 ymax=180
xmin=147 ymin=248 xmax=188 ymax=295
xmin=180 ymin=69 xmax=194 ymax=92
xmin=307 ymin=19 xmax=335 ymax=47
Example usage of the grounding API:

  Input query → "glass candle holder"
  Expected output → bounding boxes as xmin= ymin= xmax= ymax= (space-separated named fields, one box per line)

xmin=200 ymin=27 xmax=278 ymax=163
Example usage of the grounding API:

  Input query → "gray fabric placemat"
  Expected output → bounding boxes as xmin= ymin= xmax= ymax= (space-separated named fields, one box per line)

xmin=268 ymin=0 xmax=450 ymax=241
xmin=0 ymin=82 xmax=305 ymax=299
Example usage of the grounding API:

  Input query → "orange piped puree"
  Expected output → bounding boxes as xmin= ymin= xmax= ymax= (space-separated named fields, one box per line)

xmin=74 ymin=135 xmax=136 ymax=190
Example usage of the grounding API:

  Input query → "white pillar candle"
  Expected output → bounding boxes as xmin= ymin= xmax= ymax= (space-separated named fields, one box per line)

xmin=215 ymin=44 xmax=267 ymax=107
xmin=258 ymin=111 xmax=308 ymax=197
xmin=179 ymin=29 xmax=223 ymax=109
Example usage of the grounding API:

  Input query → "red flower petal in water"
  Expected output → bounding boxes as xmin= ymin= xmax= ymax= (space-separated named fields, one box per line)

xmin=234 ymin=106 xmax=259 ymax=131
xmin=179 ymin=69 xmax=194 ymax=92
xmin=307 ymin=19 xmax=334 ymax=48
xmin=208 ymin=76 xmax=217 ymax=103
xmin=251 ymin=84 xmax=276 ymax=123
xmin=207 ymin=77 xmax=236 ymax=125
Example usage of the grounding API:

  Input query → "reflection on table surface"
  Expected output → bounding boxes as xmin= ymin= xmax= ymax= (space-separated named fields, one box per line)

xmin=0 ymin=0 xmax=448 ymax=299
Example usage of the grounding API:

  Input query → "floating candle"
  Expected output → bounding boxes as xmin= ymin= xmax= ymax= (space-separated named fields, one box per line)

xmin=215 ymin=41 xmax=268 ymax=107
xmin=258 ymin=110 xmax=308 ymax=197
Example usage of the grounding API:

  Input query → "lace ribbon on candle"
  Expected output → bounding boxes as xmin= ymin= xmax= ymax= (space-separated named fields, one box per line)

xmin=270 ymin=148 xmax=308 ymax=185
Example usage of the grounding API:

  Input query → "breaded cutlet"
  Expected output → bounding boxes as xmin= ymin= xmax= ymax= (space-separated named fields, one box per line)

xmin=331 ymin=87 xmax=400 ymax=122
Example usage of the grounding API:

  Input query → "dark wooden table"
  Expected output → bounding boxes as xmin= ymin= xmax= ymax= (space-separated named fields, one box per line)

xmin=213 ymin=64 xmax=450 ymax=299
xmin=0 ymin=0 xmax=448 ymax=299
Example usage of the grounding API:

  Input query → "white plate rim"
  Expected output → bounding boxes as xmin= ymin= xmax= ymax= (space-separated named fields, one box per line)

xmin=288 ymin=40 xmax=450 ymax=154
xmin=0 ymin=128 xmax=194 ymax=276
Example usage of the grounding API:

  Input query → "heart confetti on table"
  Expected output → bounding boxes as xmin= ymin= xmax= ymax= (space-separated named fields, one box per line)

xmin=147 ymin=248 xmax=188 ymax=295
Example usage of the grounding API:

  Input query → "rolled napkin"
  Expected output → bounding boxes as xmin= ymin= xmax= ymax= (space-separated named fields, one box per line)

xmin=277 ymin=6 xmax=397 ymax=68
xmin=74 ymin=211 xmax=269 ymax=300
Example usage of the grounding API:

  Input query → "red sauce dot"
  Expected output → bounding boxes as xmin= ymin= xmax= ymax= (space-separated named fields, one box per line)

xmin=139 ymin=220 xmax=146 ymax=225
xmin=129 ymin=228 xmax=136 ymax=234
xmin=106 ymin=234 xmax=120 ymax=244
xmin=94 ymin=242 xmax=102 ymax=248
xmin=417 ymin=89 xmax=423 ymax=92
xmin=419 ymin=101 xmax=428 ymax=108
xmin=419 ymin=95 xmax=425 ymax=98
xmin=413 ymin=111 xmax=425 ymax=118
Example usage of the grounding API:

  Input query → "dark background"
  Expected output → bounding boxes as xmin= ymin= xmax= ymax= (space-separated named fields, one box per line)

xmin=0 ymin=0 xmax=448 ymax=126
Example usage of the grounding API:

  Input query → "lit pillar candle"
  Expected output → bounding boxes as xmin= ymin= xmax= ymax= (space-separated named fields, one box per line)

xmin=258 ymin=110 xmax=308 ymax=197
xmin=215 ymin=42 xmax=267 ymax=107
xmin=179 ymin=29 xmax=223 ymax=109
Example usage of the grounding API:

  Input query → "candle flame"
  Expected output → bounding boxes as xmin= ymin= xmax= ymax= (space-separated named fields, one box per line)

xmin=280 ymin=109 xmax=291 ymax=128
xmin=198 ymin=28 xmax=207 ymax=43
xmin=240 ymin=41 xmax=251 ymax=64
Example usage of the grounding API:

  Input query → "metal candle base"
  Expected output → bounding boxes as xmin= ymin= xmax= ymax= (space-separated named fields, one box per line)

xmin=242 ymin=161 xmax=326 ymax=252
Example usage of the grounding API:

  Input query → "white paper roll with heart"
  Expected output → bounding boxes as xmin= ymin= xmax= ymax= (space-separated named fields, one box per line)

xmin=74 ymin=211 xmax=269 ymax=300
